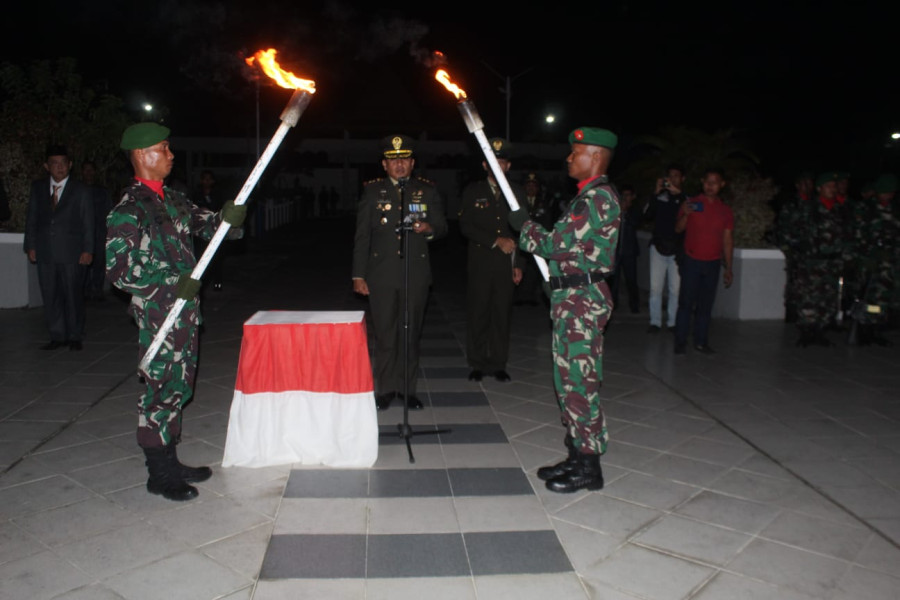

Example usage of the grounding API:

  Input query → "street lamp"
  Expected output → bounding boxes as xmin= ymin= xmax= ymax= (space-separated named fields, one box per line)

xmin=481 ymin=61 xmax=534 ymax=141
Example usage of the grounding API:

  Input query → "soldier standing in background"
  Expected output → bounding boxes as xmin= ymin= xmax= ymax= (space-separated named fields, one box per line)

xmin=848 ymin=174 xmax=899 ymax=345
xmin=508 ymin=127 xmax=620 ymax=494
xmin=515 ymin=172 xmax=554 ymax=306
xmin=106 ymin=123 xmax=246 ymax=501
xmin=775 ymin=172 xmax=814 ymax=323
xmin=458 ymin=137 xmax=523 ymax=383
xmin=793 ymin=172 xmax=846 ymax=347
xmin=352 ymin=135 xmax=448 ymax=411
xmin=82 ymin=160 xmax=112 ymax=301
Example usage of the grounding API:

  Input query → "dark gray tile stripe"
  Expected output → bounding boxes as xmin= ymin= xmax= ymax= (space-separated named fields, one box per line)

xmin=284 ymin=467 xmax=533 ymax=498
xmin=260 ymin=531 xmax=572 ymax=579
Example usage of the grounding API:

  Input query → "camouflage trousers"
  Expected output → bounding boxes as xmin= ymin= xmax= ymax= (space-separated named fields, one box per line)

xmin=796 ymin=258 xmax=842 ymax=329
xmin=136 ymin=321 xmax=199 ymax=448
xmin=854 ymin=262 xmax=899 ymax=325
xmin=551 ymin=312 xmax=609 ymax=455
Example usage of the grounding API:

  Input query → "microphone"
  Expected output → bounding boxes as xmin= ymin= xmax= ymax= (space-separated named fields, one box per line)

xmin=397 ymin=177 xmax=409 ymax=189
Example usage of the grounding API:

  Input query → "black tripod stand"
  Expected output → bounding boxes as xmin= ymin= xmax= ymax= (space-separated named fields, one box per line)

xmin=380 ymin=177 xmax=450 ymax=463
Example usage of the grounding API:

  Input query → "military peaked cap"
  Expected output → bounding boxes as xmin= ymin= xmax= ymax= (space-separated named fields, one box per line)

xmin=489 ymin=137 xmax=511 ymax=159
xmin=382 ymin=134 xmax=415 ymax=158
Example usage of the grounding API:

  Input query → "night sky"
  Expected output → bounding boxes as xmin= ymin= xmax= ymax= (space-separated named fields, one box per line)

xmin=4 ymin=1 xmax=897 ymax=183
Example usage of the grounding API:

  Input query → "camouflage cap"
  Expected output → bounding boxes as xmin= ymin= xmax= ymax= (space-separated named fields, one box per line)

xmin=815 ymin=172 xmax=840 ymax=187
xmin=569 ymin=127 xmax=617 ymax=149
xmin=873 ymin=173 xmax=898 ymax=193
xmin=120 ymin=122 xmax=170 ymax=150
xmin=382 ymin=134 xmax=415 ymax=159
xmin=489 ymin=137 xmax=511 ymax=159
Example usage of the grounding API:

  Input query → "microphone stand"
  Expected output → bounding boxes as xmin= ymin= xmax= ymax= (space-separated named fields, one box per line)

xmin=380 ymin=176 xmax=449 ymax=463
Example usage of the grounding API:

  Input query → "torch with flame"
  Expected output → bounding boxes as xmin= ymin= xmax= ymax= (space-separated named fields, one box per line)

xmin=138 ymin=49 xmax=316 ymax=373
xmin=435 ymin=64 xmax=550 ymax=282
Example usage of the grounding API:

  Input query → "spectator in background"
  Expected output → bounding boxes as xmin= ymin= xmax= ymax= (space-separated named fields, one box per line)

xmin=24 ymin=145 xmax=94 ymax=351
xmin=610 ymin=184 xmax=640 ymax=314
xmin=643 ymin=164 xmax=687 ymax=333
xmin=673 ymin=167 xmax=734 ymax=355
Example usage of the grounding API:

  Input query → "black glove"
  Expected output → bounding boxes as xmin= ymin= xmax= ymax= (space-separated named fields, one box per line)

xmin=508 ymin=208 xmax=529 ymax=230
xmin=175 ymin=273 xmax=202 ymax=300
xmin=221 ymin=201 xmax=247 ymax=227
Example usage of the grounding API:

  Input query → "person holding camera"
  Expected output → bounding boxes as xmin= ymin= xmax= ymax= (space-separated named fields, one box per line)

xmin=642 ymin=164 xmax=687 ymax=332
xmin=673 ymin=168 xmax=734 ymax=355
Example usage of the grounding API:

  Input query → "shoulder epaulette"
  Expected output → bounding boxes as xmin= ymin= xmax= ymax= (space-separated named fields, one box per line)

xmin=415 ymin=176 xmax=435 ymax=186
xmin=364 ymin=177 xmax=385 ymax=186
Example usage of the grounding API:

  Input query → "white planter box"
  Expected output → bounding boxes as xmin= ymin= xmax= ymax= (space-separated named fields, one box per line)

xmin=635 ymin=230 xmax=785 ymax=321
xmin=0 ymin=232 xmax=43 ymax=309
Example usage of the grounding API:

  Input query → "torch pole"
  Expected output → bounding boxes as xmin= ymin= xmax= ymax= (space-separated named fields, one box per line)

xmin=456 ymin=100 xmax=550 ymax=281
xmin=138 ymin=89 xmax=313 ymax=373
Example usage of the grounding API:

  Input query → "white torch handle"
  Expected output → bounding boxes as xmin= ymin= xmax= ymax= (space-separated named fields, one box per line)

xmin=471 ymin=129 xmax=550 ymax=282
xmin=137 ymin=90 xmax=311 ymax=373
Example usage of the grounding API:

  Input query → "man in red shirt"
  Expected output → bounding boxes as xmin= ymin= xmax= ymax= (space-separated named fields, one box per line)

xmin=673 ymin=168 xmax=734 ymax=354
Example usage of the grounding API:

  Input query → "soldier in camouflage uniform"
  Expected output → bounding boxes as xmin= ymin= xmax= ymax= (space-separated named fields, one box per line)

xmin=458 ymin=137 xmax=523 ymax=383
xmin=106 ymin=123 xmax=246 ymax=501
xmin=508 ymin=127 xmax=620 ymax=494
xmin=352 ymin=135 xmax=447 ymax=411
xmin=847 ymin=174 xmax=899 ymax=345
xmin=793 ymin=172 xmax=847 ymax=347
xmin=775 ymin=172 xmax=814 ymax=323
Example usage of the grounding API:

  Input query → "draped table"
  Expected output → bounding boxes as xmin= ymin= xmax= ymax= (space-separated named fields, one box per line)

xmin=222 ymin=310 xmax=377 ymax=468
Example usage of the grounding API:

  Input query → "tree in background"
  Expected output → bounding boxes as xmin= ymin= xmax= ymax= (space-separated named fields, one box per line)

xmin=0 ymin=58 xmax=131 ymax=231
xmin=613 ymin=125 xmax=777 ymax=247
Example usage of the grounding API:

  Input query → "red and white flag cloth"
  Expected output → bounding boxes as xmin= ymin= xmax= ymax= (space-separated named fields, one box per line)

xmin=222 ymin=310 xmax=378 ymax=468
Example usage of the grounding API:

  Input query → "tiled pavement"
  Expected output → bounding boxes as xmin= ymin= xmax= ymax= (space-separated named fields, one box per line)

xmin=2 ymin=219 xmax=900 ymax=600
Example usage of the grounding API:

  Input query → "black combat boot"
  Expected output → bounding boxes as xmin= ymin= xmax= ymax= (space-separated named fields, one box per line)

xmin=796 ymin=326 xmax=814 ymax=347
xmin=545 ymin=450 xmax=604 ymax=493
xmin=143 ymin=446 xmax=199 ymax=501
xmin=537 ymin=434 xmax=577 ymax=481
xmin=165 ymin=444 xmax=213 ymax=483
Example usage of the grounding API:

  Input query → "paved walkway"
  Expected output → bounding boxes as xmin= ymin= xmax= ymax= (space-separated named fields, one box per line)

xmin=1 ymin=219 xmax=899 ymax=600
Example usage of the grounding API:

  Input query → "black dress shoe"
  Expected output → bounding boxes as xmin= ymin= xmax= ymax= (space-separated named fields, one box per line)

xmin=468 ymin=369 xmax=483 ymax=382
xmin=68 ymin=341 xmax=83 ymax=351
xmin=694 ymin=344 xmax=715 ymax=354
xmin=375 ymin=392 xmax=396 ymax=411
xmin=493 ymin=370 xmax=511 ymax=382
xmin=404 ymin=394 xmax=424 ymax=410
xmin=647 ymin=325 xmax=661 ymax=333
xmin=41 ymin=340 xmax=66 ymax=350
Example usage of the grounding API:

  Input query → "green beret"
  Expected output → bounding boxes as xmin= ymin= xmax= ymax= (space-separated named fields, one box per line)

xmin=815 ymin=172 xmax=839 ymax=187
xmin=120 ymin=122 xmax=170 ymax=150
xmin=489 ymin=137 xmax=511 ymax=160
xmin=382 ymin=134 xmax=415 ymax=158
xmin=873 ymin=174 xmax=898 ymax=193
xmin=569 ymin=127 xmax=617 ymax=149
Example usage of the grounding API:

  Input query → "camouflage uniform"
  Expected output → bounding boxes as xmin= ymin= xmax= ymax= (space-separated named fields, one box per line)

xmin=793 ymin=195 xmax=847 ymax=336
xmin=106 ymin=181 xmax=221 ymax=448
xmin=518 ymin=175 xmax=620 ymax=455
xmin=775 ymin=192 xmax=811 ymax=322
xmin=849 ymin=193 xmax=899 ymax=330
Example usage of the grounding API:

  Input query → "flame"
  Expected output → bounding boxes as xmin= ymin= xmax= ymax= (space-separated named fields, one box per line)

xmin=245 ymin=48 xmax=316 ymax=93
xmin=435 ymin=69 xmax=467 ymax=100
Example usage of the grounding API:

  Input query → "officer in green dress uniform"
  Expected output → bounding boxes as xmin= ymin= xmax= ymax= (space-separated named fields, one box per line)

xmin=352 ymin=135 xmax=448 ymax=410
xmin=458 ymin=137 xmax=523 ymax=382
xmin=106 ymin=123 xmax=246 ymax=501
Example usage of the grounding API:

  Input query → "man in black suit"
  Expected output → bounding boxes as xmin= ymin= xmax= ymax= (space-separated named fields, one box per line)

xmin=352 ymin=135 xmax=447 ymax=410
xmin=23 ymin=145 xmax=94 ymax=350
